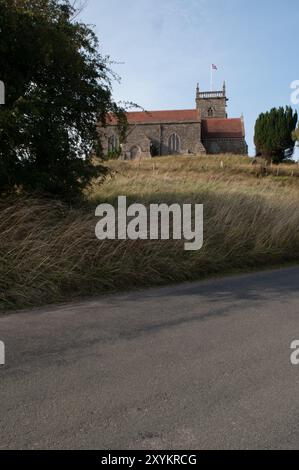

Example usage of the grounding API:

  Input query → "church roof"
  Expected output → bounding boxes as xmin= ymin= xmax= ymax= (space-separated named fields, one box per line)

xmin=106 ymin=111 xmax=244 ymax=139
xmin=107 ymin=109 xmax=200 ymax=124
xmin=202 ymin=118 xmax=244 ymax=139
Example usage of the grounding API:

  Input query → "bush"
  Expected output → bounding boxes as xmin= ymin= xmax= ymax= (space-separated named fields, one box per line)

xmin=254 ymin=106 xmax=298 ymax=163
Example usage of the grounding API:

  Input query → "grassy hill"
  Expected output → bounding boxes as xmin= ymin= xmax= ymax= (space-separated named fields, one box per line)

xmin=2 ymin=154 xmax=299 ymax=310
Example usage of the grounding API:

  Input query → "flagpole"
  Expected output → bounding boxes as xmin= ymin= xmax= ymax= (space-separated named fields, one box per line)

xmin=210 ymin=65 xmax=213 ymax=91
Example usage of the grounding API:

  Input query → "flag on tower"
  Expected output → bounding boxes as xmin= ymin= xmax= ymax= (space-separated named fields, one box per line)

xmin=210 ymin=64 xmax=218 ymax=91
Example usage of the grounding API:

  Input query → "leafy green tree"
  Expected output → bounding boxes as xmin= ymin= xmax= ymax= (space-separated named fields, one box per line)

xmin=0 ymin=0 xmax=127 ymax=199
xmin=254 ymin=106 xmax=298 ymax=162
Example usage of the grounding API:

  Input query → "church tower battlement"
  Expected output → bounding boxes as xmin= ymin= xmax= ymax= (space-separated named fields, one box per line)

xmin=196 ymin=82 xmax=228 ymax=119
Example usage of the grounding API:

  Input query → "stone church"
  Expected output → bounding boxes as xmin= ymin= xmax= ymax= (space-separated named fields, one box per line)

xmin=101 ymin=83 xmax=247 ymax=159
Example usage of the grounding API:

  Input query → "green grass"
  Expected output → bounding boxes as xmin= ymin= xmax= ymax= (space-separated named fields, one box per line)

xmin=1 ymin=154 xmax=299 ymax=310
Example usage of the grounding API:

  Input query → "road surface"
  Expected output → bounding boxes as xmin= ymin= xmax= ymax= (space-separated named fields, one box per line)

xmin=1 ymin=267 xmax=299 ymax=450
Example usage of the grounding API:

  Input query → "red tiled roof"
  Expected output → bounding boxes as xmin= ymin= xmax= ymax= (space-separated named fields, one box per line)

xmin=107 ymin=109 xmax=200 ymax=125
xmin=202 ymin=118 xmax=244 ymax=139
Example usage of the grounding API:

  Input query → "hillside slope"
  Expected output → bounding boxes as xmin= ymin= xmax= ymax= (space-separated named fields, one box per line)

xmin=2 ymin=155 xmax=299 ymax=310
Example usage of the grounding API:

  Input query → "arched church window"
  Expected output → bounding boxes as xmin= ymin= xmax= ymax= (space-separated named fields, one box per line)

xmin=108 ymin=134 xmax=119 ymax=152
xmin=169 ymin=133 xmax=180 ymax=154
xmin=208 ymin=107 xmax=214 ymax=117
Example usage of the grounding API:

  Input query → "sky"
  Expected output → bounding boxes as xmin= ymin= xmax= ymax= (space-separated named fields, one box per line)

xmin=79 ymin=0 xmax=299 ymax=156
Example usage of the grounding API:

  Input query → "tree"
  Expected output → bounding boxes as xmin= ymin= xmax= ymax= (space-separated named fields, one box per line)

xmin=254 ymin=106 xmax=298 ymax=163
xmin=0 ymin=0 xmax=127 ymax=199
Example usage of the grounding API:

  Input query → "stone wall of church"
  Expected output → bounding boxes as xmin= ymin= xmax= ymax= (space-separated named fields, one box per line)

xmin=196 ymin=97 xmax=227 ymax=119
xmin=158 ymin=122 xmax=204 ymax=155
xmin=203 ymin=138 xmax=248 ymax=155
xmin=102 ymin=121 xmax=205 ymax=159
xmin=123 ymin=124 xmax=159 ymax=159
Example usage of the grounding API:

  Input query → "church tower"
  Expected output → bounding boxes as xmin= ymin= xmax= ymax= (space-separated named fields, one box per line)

xmin=196 ymin=82 xmax=228 ymax=119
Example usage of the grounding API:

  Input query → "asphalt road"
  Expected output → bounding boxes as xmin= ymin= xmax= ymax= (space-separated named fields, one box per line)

xmin=1 ymin=267 xmax=299 ymax=450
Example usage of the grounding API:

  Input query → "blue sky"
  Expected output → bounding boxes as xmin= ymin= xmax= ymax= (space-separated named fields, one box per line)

xmin=79 ymin=0 xmax=298 ymax=156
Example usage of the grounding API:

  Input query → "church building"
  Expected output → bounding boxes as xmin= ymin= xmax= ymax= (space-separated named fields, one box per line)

xmin=101 ymin=83 xmax=248 ymax=159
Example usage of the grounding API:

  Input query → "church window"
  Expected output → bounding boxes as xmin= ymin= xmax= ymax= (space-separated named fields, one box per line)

xmin=169 ymin=133 xmax=180 ymax=154
xmin=208 ymin=107 xmax=214 ymax=117
xmin=108 ymin=134 xmax=119 ymax=152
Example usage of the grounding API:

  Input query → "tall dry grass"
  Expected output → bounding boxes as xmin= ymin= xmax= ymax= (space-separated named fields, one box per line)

xmin=1 ymin=155 xmax=299 ymax=310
